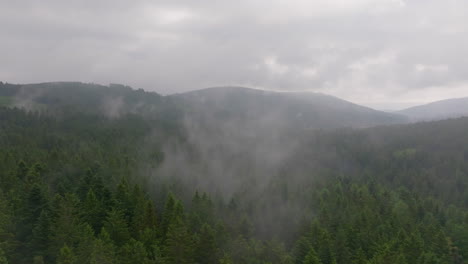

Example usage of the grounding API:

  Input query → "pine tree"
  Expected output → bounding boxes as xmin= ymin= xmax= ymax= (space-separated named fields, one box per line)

xmin=114 ymin=177 xmax=133 ymax=221
xmin=303 ymin=248 xmax=321 ymax=264
xmin=24 ymin=184 xmax=49 ymax=237
xmin=163 ymin=217 xmax=194 ymax=264
xmin=103 ymin=208 xmax=130 ymax=246
xmin=119 ymin=239 xmax=149 ymax=264
xmin=26 ymin=163 xmax=44 ymax=186
xmin=402 ymin=233 xmax=423 ymax=261
xmin=294 ymin=237 xmax=312 ymax=264
xmin=89 ymin=228 xmax=117 ymax=264
xmin=0 ymin=248 xmax=8 ymax=264
xmin=48 ymin=194 xmax=82 ymax=257
xmin=334 ymin=229 xmax=351 ymax=264
xmin=74 ymin=224 xmax=96 ymax=264
xmin=219 ymin=253 xmax=233 ymax=264
xmin=194 ymin=224 xmax=218 ymax=264
xmin=81 ymin=189 xmax=105 ymax=233
xmin=352 ymin=248 xmax=367 ymax=264
xmin=142 ymin=200 xmax=158 ymax=230
xmin=417 ymin=252 xmax=440 ymax=264
xmin=30 ymin=210 xmax=52 ymax=260
xmin=150 ymin=244 xmax=164 ymax=264
xmin=56 ymin=245 xmax=76 ymax=264
xmin=132 ymin=199 xmax=157 ymax=238
xmin=33 ymin=256 xmax=44 ymax=264
xmin=161 ymin=193 xmax=176 ymax=239
xmin=139 ymin=227 xmax=159 ymax=257
xmin=318 ymin=236 xmax=336 ymax=264
xmin=15 ymin=160 xmax=28 ymax=180
xmin=0 ymin=196 xmax=13 ymax=261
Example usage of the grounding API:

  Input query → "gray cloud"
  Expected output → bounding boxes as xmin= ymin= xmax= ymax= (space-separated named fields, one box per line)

xmin=1 ymin=0 xmax=468 ymax=109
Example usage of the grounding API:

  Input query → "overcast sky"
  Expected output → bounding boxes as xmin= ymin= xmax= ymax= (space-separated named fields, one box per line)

xmin=1 ymin=0 xmax=467 ymax=109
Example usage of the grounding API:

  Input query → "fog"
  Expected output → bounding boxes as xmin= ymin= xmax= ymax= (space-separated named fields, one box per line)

xmin=2 ymin=0 xmax=468 ymax=108
xmin=2 ymin=1 xmax=468 ymax=262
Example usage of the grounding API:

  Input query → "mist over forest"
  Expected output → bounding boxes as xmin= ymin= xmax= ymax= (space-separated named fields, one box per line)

xmin=3 ymin=0 xmax=468 ymax=262
xmin=1 ymin=82 xmax=468 ymax=264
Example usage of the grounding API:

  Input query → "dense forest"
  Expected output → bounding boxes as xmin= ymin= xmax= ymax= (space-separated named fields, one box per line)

xmin=0 ymin=82 xmax=468 ymax=263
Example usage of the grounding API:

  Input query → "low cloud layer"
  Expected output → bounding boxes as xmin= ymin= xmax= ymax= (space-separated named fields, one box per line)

xmin=1 ymin=0 xmax=468 ymax=109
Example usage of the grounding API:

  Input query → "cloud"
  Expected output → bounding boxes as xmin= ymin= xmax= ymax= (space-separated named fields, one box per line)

xmin=1 ymin=0 xmax=468 ymax=107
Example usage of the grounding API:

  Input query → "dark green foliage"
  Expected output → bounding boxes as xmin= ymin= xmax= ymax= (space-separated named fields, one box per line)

xmin=1 ymin=83 xmax=468 ymax=263
xmin=48 ymin=194 xmax=82 ymax=256
xmin=30 ymin=210 xmax=52 ymax=259
xmin=119 ymin=239 xmax=150 ymax=264
xmin=303 ymin=248 xmax=321 ymax=264
xmin=56 ymin=244 xmax=76 ymax=264
xmin=161 ymin=193 xmax=177 ymax=239
xmin=103 ymin=209 xmax=131 ymax=246
xmin=88 ymin=228 xmax=117 ymax=264
xmin=23 ymin=184 xmax=48 ymax=234
xmin=294 ymin=237 xmax=312 ymax=264
xmin=163 ymin=217 xmax=194 ymax=264
xmin=194 ymin=224 xmax=218 ymax=264
xmin=81 ymin=189 xmax=104 ymax=233
xmin=0 ymin=248 xmax=8 ymax=264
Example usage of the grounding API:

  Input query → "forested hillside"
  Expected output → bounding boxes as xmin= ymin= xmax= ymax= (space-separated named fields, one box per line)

xmin=0 ymin=82 xmax=467 ymax=264
xmin=398 ymin=97 xmax=468 ymax=121
xmin=174 ymin=86 xmax=406 ymax=130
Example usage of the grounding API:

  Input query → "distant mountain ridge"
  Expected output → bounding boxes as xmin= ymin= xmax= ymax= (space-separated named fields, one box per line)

xmin=398 ymin=97 xmax=468 ymax=121
xmin=174 ymin=86 xmax=408 ymax=130
xmin=0 ymin=82 xmax=409 ymax=130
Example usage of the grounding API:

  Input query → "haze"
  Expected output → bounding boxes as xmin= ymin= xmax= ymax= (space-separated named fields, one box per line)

xmin=1 ymin=0 xmax=468 ymax=110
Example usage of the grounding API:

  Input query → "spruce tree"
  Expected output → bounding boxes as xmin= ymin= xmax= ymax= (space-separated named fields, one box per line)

xmin=303 ymin=248 xmax=321 ymax=264
xmin=194 ymin=224 xmax=218 ymax=264
xmin=103 ymin=209 xmax=130 ymax=246
xmin=56 ymin=245 xmax=76 ymax=264
xmin=163 ymin=217 xmax=194 ymax=264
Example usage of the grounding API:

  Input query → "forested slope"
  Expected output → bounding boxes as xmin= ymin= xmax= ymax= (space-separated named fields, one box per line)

xmin=0 ymin=82 xmax=467 ymax=264
xmin=398 ymin=97 xmax=468 ymax=121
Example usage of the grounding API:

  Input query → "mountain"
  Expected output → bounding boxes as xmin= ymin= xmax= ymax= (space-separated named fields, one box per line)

xmin=398 ymin=97 xmax=468 ymax=121
xmin=2 ymin=81 xmax=468 ymax=262
xmin=174 ymin=86 xmax=408 ymax=131
xmin=1 ymin=82 xmax=407 ymax=130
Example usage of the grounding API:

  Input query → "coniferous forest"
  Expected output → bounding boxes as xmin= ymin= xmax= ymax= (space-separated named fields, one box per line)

xmin=1 ymin=82 xmax=468 ymax=264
